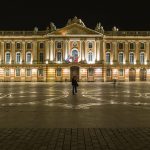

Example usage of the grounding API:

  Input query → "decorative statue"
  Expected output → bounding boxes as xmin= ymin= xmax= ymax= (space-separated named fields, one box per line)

xmin=95 ymin=22 xmax=104 ymax=34
xmin=34 ymin=27 xmax=38 ymax=33
xmin=50 ymin=22 xmax=56 ymax=32
xmin=112 ymin=26 xmax=119 ymax=32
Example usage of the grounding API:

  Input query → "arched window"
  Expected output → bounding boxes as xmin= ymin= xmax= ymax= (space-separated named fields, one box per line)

xmin=140 ymin=52 xmax=145 ymax=64
xmin=119 ymin=52 xmax=124 ymax=64
xmin=57 ymin=52 xmax=62 ymax=62
xmin=16 ymin=68 xmax=20 ymax=76
xmin=88 ymin=52 xmax=93 ymax=62
xmin=129 ymin=52 xmax=134 ymax=64
xmin=26 ymin=52 xmax=31 ymax=64
xmin=72 ymin=49 xmax=78 ymax=62
xmin=16 ymin=52 xmax=21 ymax=63
xmin=5 ymin=52 xmax=10 ymax=64
xmin=106 ymin=52 xmax=110 ymax=63
xmin=5 ymin=69 xmax=10 ymax=76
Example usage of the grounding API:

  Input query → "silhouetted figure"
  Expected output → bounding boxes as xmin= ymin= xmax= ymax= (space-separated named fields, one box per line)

xmin=72 ymin=76 xmax=78 ymax=95
xmin=113 ymin=79 xmax=117 ymax=87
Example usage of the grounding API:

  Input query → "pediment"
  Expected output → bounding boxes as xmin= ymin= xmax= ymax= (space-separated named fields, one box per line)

xmin=49 ymin=23 xmax=101 ymax=35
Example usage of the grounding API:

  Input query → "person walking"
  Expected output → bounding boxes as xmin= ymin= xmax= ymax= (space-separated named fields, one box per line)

xmin=72 ymin=76 xmax=78 ymax=95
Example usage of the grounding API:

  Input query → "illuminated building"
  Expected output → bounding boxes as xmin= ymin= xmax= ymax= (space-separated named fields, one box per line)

xmin=0 ymin=17 xmax=149 ymax=82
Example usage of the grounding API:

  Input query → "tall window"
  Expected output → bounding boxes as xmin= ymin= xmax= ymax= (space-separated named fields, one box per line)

xmin=129 ymin=52 xmax=134 ymax=64
xmin=39 ymin=52 xmax=44 ymax=63
xmin=16 ymin=52 xmax=21 ymax=63
xmin=26 ymin=52 xmax=31 ymax=63
xmin=106 ymin=52 xmax=110 ymax=63
xmin=5 ymin=69 xmax=10 ymax=76
xmin=88 ymin=52 xmax=93 ymax=62
xmin=56 ymin=68 xmax=61 ymax=76
xmin=119 ymin=69 xmax=124 ymax=76
xmin=129 ymin=43 xmax=135 ymax=50
xmin=119 ymin=52 xmax=124 ymax=64
xmin=140 ymin=43 xmax=145 ymax=49
xmin=6 ymin=52 xmax=10 ymax=64
xmin=38 ymin=69 xmax=43 ymax=76
xmin=106 ymin=69 xmax=111 ymax=76
xmin=16 ymin=68 xmax=20 ymax=76
xmin=140 ymin=52 xmax=145 ymax=64
xmin=57 ymin=52 xmax=62 ymax=62
xmin=88 ymin=42 xmax=93 ymax=48
xmin=26 ymin=69 xmax=31 ymax=76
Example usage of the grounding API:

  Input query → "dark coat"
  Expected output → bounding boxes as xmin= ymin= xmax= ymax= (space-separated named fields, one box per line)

xmin=72 ymin=78 xmax=78 ymax=86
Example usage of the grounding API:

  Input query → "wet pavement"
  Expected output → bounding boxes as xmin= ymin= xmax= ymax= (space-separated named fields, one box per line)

xmin=0 ymin=82 xmax=150 ymax=149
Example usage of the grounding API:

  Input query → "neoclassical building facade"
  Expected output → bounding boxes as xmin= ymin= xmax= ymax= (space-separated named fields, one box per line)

xmin=0 ymin=17 xmax=150 ymax=82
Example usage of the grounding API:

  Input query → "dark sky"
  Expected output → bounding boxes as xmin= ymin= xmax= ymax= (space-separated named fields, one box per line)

xmin=0 ymin=0 xmax=150 ymax=31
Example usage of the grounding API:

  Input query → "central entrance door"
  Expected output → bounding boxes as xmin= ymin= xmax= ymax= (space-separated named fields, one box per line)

xmin=129 ymin=68 xmax=136 ymax=81
xmin=70 ymin=66 xmax=79 ymax=81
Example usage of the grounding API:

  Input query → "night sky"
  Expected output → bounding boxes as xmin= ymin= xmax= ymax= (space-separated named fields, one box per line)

xmin=0 ymin=0 xmax=150 ymax=31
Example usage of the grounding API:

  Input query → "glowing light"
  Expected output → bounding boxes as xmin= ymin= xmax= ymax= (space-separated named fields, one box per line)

xmin=46 ymin=60 xmax=48 ymax=64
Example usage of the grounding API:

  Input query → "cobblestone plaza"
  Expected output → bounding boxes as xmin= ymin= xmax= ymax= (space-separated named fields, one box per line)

xmin=0 ymin=82 xmax=150 ymax=149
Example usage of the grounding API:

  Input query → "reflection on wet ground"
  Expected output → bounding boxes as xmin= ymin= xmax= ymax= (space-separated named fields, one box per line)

xmin=0 ymin=82 xmax=150 ymax=109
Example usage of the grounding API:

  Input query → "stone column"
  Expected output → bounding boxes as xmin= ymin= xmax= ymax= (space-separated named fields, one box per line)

xmin=11 ymin=41 xmax=15 ymax=64
xmin=81 ymin=40 xmax=85 ymax=61
xmin=96 ymin=39 xmax=100 ymax=62
xmin=33 ymin=41 xmax=37 ymax=64
xmin=0 ymin=42 xmax=4 ymax=64
xmin=50 ymin=40 xmax=54 ymax=61
xmin=45 ymin=40 xmax=50 ymax=62
xmin=125 ymin=42 xmax=129 ymax=64
xmin=136 ymin=42 xmax=139 ymax=64
xmin=22 ymin=41 xmax=25 ymax=64
xmin=65 ymin=40 xmax=69 ymax=60
xmin=146 ymin=41 xmax=149 ymax=64
xmin=100 ymin=40 xmax=104 ymax=63
xmin=113 ymin=41 xmax=117 ymax=63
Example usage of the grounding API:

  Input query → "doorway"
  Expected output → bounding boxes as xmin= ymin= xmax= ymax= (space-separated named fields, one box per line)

xmin=129 ymin=68 xmax=136 ymax=81
xmin=70 ymin=66 xmax=79 ymax=81
xmin=140 ymin=68 xmax=146 ymax=81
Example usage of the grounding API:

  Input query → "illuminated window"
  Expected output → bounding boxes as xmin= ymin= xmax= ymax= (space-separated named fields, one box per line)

xmin=129 ymin=52 xmax=134 ymax=64
xmin=16 ymin=68 xmax=20 ymax=76
xmin=140 ymin=52 xmax=145 ymax=64
xmin=38 ymin=69 xmax=43 ymax=76
xmin=16 ymin=52 xmax=21 ymax=63
xmin=26 ymin=69 xmax=31 ymax=76
xmin=88 ymin=52 xmax=93 ymax=62
xmin=106 ymin=52 xmax=110 ymax=63
xmin=57 ymin=52 xmax=62 ymax=62
xmin=6 ymin=52 xmax=10 ymax=64
xmin=119 ymin=69 xmax=124 ymax=76
xmin=119 ymin=52 xmax=124 ymax=64
xmin=56 ymin=68 xmax=61 ymax=76
xmin=26 ymin=52 xmax=31 ymax=63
